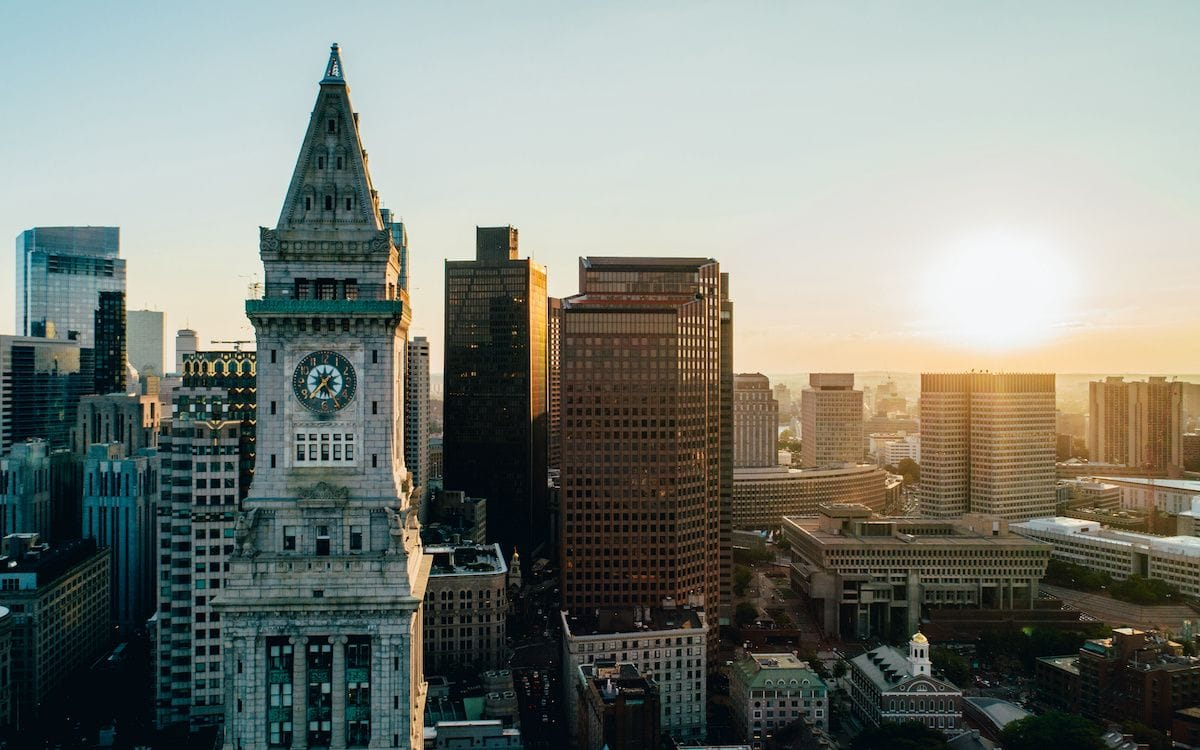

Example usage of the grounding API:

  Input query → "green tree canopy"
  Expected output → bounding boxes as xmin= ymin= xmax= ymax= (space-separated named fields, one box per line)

xmin=998 ymin=711 xmax=1104 ymax=750
xmin=851 ymin=721 xmax=949 ymax=750
xmin=734 ymin=602 xmax=759 ymax=628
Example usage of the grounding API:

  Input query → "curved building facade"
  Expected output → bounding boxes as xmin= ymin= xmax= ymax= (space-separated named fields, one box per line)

xmin=733 ymin=464 xmax=890 ymax=529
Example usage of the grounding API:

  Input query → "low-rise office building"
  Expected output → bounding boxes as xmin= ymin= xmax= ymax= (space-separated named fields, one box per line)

xmin=730 ymin=652 xmax=828 ymax=750
xmin=562 ymin=605 xmax=707 ymax=744
xmin=577 ymin=661 xmax=660 ymax=750
xmin=423 ymin=543 xmax=508 ymax=674
xmin=784 ymin=505 xmax=1050 ymax=639
xmin=0 ymin=535 xmax=110 ymax=718
xmin=1011 ymin=517 xmax=1200 ymax=597
xmin=733 ymin=464 xmax=889 ymax=529
xmin=848 ymin=633 xmax=962 ymax=733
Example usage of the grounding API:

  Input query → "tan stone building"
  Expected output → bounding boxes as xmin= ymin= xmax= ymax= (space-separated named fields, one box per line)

xmin=735 ymin=374 xmax=778 ymax=469
xmin=732 ymin=464 xmax=889 ymax=529
xmin=800 ymin=374 xmax=863 ymax=468
xmin=1088 ymin=377 xmax=1184 ymax=473
xmin=920 ymin=372 xmax=1056 ymax=520
xmin=422 ymin=543 xmax=508 ymax=674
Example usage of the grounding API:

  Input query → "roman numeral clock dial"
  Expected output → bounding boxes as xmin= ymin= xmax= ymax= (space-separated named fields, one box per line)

xmin=292 ymin=350 xmax=357 ymax=413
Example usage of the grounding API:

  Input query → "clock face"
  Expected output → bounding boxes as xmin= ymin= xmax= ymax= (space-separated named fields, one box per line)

xmin=292 ymin=350 xmax=357 ymax=413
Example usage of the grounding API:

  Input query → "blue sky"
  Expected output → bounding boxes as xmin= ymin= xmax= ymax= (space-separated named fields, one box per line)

xmin=3 ymin=2 xmax=1199 ymax=373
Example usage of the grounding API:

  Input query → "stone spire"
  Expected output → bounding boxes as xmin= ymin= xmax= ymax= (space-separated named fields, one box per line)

xmin=275 ymin=43 xmax=383 ymax=232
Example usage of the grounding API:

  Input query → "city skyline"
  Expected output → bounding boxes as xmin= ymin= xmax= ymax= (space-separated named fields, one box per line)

xmin=5 ymin=3 xmax=1200 ymax=375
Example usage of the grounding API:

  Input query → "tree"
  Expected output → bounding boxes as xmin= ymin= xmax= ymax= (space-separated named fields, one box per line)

xmin=734 ymin=565 xmax=753 ymax=597
xmin=998 ymin=711 xmax=1104 ymax=750
xmin=896 ymin=458 xmax=920 ymax=485
xmin=735 ymin=602 xmax=759 ymax=628
xmin=1120 ymin=721 xmax=1171 ymax=750
xmin=851 ymin=721 xmax=949 ymax=750
xmin=832 ymin=659 xmax=848 ymax=680
xmin=931 ymin=647 xmax=971 ymax=687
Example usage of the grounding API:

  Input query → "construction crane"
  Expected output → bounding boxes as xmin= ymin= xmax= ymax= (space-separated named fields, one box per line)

xmin=212 ymin=340 xmax=254 ymax=352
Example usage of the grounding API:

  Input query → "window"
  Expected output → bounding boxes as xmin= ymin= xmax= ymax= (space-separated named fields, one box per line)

xmin=305 ymin=197 xmax=312 ymax=211
xmin=345 ymin=197 xmax=353 ymax=211
xmin=345 ymin=279 xmax=358 ymax=300
xmin=336 ymin=156 xmax=343 ymax=169
xmin=350 ymin=526 xmax=363 ymax=551
xmin=328 ymin=118 xmax=337 ymax=133
xmin=325 ymin=195 xmax=333 ymax=211
xmin=270 ymin=401 xmax=277 ymax=415
xmin=317 ymin=156 xmax=325 ymax=169
xmin=283 ymin=526 xmax=297 ymax=551
xmin=316 ymin=526 xmax=330 ymax=556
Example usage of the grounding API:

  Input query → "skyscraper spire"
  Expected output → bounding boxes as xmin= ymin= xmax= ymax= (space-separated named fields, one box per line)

xmin=322 ymin=42 xmax=346 ymax=84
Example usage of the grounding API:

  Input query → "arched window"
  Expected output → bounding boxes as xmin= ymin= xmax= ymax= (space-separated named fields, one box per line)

xmin=325 ymin=195 xmax=333 ymax=211
xmin=317 ymin=156 xmax=325 ymax=169
xmin=327 ymin=117 xmax=337 ymax=134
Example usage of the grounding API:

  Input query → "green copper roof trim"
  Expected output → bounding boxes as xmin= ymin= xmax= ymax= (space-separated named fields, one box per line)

xmin=246 ymin=299 xmax=405 ymax=316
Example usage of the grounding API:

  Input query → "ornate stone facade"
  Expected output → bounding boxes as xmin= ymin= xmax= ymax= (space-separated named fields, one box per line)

xmin=215 ymin=45 xmax=429 ymax=750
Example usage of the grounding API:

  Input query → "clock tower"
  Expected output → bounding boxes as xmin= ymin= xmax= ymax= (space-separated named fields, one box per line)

xmin=215 ymin=45 xmax=430 ymax=750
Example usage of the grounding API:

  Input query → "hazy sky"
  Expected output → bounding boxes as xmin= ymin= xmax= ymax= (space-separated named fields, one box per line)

xmin=3 ymin=2 xmax=1199 ymax=374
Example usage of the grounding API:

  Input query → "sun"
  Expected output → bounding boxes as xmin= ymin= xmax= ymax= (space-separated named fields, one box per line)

xmin=919 ymin=230 xmax=1074 ymax=351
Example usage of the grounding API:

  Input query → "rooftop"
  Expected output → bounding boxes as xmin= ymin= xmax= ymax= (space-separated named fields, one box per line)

xmin=731 ymin=653 xmax=827 ymax=691
xmin=579 ymin=661 xmax=656 ymax=704
xmin=1096 ymin=476 xmax=1200 ymax=493
xmin=562 ymin=605 xmax=705 ymax=637
xmin=849 ymin=645 xmax=960 ymax=694
xmin=425 ymin=543 xmax=506 ymax=576
xmin=1036 ymin=655 xmax=1080 ymax=676
xmin=0 ymin=535 xmax=102 ymax=588
xmin=1014 ymin=517 xmax=1200 ymax=559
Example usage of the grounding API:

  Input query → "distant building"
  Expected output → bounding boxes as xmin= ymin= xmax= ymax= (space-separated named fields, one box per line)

xmin=735 ymin=374 xmax=779 ymax=468
xmin=0 ymin=606 xmax=11 ymax=729
xmin=444 ymin=225 xmax=549 ymax=562
xmin=1088 ymin=377 xmax=1184 ymax=473
xmin=847 ymin=633 xmax=963 ymax=732
xmin=74 ymin=391 xmax=160 ymax=457
xmin=82 ymin=443 xmax=158 ymax=627
xmin=562 ymin=605 xmax=707 ymax=744
xmin=730 ymin=652 xmax=828 ymax=749
xmin=920 ymin=372 xmax=1056 ymax=520
xmin=93 ymin=290 xmax=126 ymax=394
xmin=1011 ymin=517 xmax=1200 ymax=598
xmin=1034 ymin=655 xmax=1081 ymax=714
xmin=800 ymin=374 xmax=863 ymax=468
xmin=0 ymin=535 xmax=110 ymax=719
xmin=173 ymin=329 xmax=198 ymax=374
xmin=127 ymin=309 xmax=165 ymax=377
xmin=422 ymin=543 xmax=509 ymax=674
xmin=0 ymin=440 xmax=53 ymax=539
xmin=577 ymin=661 xmax=661 ymax=750
xmin=868 ymin=433 xmax=920 ymax=466
xmin=784 ymin=505 xmax=1050 ymax=639
xmin=15 ymin=226 xmax=124 ymax=348
xmin=0 ymin=335 xmax=94 ymax=452
xmin=1093 ymin=475 xmax=1200 ymax=515
xmin=423 ymin=489 xmax=487 ymax=545
xmin=732 ymin=464 xmax=889 ymax=529
xmin=1057 ymin=477 xmax=1121 ymax=511
xmin=406 ymin=336 xmax=431 ymax=520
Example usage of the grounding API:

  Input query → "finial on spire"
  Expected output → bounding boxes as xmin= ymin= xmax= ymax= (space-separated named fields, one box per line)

xmin=322 ymin=43 xmax=345 ymax=84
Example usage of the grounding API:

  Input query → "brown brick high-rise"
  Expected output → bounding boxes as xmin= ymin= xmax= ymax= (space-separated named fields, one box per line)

xmin=560 ymin=257 xmax=730 ymax=643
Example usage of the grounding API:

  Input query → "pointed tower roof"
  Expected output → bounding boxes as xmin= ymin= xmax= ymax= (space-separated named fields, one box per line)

xmin=322 ymin=43 xmax=346 ymax=84
xmin=274 ymin=44 xmax=384 ymax=232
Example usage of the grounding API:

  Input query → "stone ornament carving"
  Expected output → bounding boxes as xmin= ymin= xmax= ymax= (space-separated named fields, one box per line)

xmin=369 ymin=230 xmax=389 ymax=253
xmin=235 ymin=507 xmax=259 ymax=554
xmin=260 ymin=227 xmax=280 ymax=253
xmin=298 ymin=481 xmax=351 ymax=502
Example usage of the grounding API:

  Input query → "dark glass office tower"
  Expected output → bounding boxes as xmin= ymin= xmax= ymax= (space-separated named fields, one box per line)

xmin=16 ymin=227 xmax=124 ymax=347
xmin=94 ymin=290 xmax=127 ymax=394
xmin=444 ymin=226 xmax=548 ymax=563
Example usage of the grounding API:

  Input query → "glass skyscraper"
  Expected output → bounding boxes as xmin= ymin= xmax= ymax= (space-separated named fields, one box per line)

xmin=444 ymin=226 xmax=548 ymax=564
xmin=16 ymin=226 xmax=124 ymax=348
